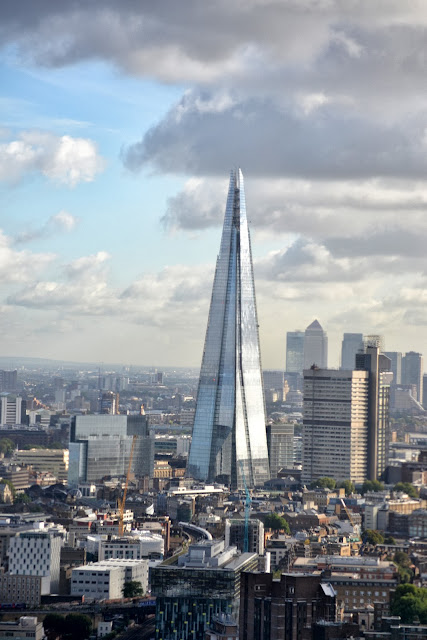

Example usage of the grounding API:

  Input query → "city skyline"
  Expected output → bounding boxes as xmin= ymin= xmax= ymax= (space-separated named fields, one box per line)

xmin=2 ymin=4 xmax=427 ymax=367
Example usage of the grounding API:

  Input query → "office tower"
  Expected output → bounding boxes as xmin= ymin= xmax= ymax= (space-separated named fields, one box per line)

xmin=239 ymin=572 xmax=337 ymax=640
xmin=0 ymin=394 xmax=22 ymax=425
xmin=402 ymin=351 xmax=423 ymax=404
xmin=0 ymin=370 xmax=17 ymax=392
xmin=356 ymin=347 xmax=391 ymax=480
xmin=9 ymin=525 xmax=65 ymax=594
xmin=384 ymin=351 xmax=402 ymax=385
xmin=68 ymin=414 xmax=154 ymax=486
xmin=303 ymin=320 xmax=328 ymax=369
xmin=341 ymin=333 xmax=363 ymax=370
xmin=151 ymin=540 xmax=258 ymax=639
xmin=188 ymin=169 xmax=269 ymax=489
xmin=286 ymin=331 xmax=304 ymax=374
xmin=302 ymin=369 xmax=369 ymax=485
xmin=266 ymin=423 xmax=294 ymax=478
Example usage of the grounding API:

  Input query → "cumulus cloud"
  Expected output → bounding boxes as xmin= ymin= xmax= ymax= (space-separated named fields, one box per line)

xmin=0 ymin=229 xmax=54 ymax=283
xmin=14 ymin=211 xmax=79 ymax=244
xmin=0 ymin=131 xmax=104 ymax=186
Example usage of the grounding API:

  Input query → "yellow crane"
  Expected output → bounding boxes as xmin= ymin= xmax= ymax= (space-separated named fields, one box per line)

xmin=118 ymin=434 xmax=137 ymax=536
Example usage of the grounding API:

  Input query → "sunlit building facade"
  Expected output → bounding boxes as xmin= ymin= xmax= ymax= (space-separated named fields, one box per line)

xmin=188 ymin=169 xmax=270 ymax=489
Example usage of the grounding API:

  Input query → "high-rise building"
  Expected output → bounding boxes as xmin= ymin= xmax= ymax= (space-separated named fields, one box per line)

xmin=341 ymin=333 xmax=363 ymax=370
xmin=0 ymin=370 xmax=18 ymax=392
xmin=402 ymin=351 xmax=423 ymax=404
xmin=9 ymin=524 xmax=65 ymax=594
xmin=356 ymin=347 xmax=391 ymax=480
xmin=0 ymin=394 xmax=23 ymax=425
xmin=286 ymin=331 xmax=304 ymax=374
xmin=302 ymin=368 xmax=369 ymax=485
xmin=188 ymin=170 xmax=269 ymax=489
xmin=266 ymin=423 xmax=294 ymax=478
xmin=68 ymin=414 xmax=154 ymax=486
xmin=303 ymin=320 xmax=328 ymax=369
xmin=384 ymin=351 xmax=402 ymax=385
xmin=151 ymin=540 xmax=258 ymax=640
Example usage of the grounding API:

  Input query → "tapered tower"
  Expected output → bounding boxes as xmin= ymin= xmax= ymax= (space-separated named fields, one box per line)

xmin=188 ymin=169 xmax=270 ymax=489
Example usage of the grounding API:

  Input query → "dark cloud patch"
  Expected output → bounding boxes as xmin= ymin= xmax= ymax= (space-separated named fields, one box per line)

xmin=123 ymin=93 xmax=427 ymax=179
xmin=325 ymin=228 xmax=427 ymax=258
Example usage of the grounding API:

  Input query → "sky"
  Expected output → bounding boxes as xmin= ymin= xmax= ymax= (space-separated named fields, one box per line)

xmin=1 ymin=1 xmax=427 ymax=369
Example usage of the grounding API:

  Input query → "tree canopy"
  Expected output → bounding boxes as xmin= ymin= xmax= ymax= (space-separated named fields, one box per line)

xmin=43 ymin=613 xmax=92 ymax=640
xmin=391 ymin=584 xmax=427 ymax=623
xmin=393 ymin=482 xmax=418 ymax=498
xmin=309 ymin=477 xmax=336 ymax=490
xmin=363 ymin=529 xmax=385 ymax=545
xmin=264 ymin=513 xmax=290 ymax=533
xmin=360 ymin=480 xmax=384 ymax=494
xmin=123 ymin=580 xmax=144 ymax=598
xmin=338 ymin=480 xmax=355 ymax=495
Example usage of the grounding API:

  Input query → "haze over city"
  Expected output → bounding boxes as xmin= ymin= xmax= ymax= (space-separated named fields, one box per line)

xmin=2 ymin=2 xmax=427 ymax=368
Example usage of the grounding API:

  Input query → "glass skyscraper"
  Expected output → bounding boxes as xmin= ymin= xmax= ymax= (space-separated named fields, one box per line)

xmin=188 ymin=169 xmax=270 ymax=489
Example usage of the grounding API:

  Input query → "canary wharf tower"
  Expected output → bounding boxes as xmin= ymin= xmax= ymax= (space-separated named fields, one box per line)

xmin=188 ymin=169 xmax=270 ymax=489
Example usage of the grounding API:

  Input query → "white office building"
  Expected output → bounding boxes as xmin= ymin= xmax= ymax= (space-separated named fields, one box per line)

xmin=0 ymin=395 xmax=22 ymax=425
xmin=71 ymin=559 xmax=148 ymax=600
xmin=8 ymin=524 xmax=66 ymax=594
xmin=99 ymin=532 xmax=164 ymax=561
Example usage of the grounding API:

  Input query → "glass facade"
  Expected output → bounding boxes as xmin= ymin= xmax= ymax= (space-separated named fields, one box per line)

xmin=286 ymin=331 xmax=304 ymax=374
xmin=68 ymin=415 xmax=154 ymax=485
xmin=188 ymin=169 xmax=270 ymax=489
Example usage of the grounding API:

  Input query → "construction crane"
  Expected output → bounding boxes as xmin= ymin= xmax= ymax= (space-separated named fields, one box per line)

xmin=239 ymin=460 xmax=252 ymax=553
xmin=118 ymin=434 xmax=137 ymax=536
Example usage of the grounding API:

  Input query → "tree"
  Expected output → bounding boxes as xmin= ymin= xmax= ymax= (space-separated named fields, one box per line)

xmin=14 ymin=492 xmax=31 ymax=504
xmin=309 ymin=477 xmax=336 ymax=490
xmin=391 ymin=584 xmax=427 ymax=623
xmin=360 ymin=480 xmax=384 ymax=495
xmin=384 ymin=536 xmax=396 ymax=545
xmin=338 ymin=480 xmax=355 ymax=495
xmin=0 ymin=438 xmax=15 ymax=456
xmin=264 ymin=513 xmax=290 ymax=533
xmin=394 ymin=551 xmax=414 ymax=584
xmin=393 ymin=482 xmax=418 ymax=498
xmin=122 ymin=580 xmax=144 ymax=598
xmin=43 ymin=613 xmax=66 ymax=640
xmin=63 ymin=614 xmax=92 ymax=640
xmin=364 ymin=529 xmax=385 ymax=545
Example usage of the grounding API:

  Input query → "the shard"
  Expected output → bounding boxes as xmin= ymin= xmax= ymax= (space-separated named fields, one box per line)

xmin=188 ymin=169 xmax=270 ymax=489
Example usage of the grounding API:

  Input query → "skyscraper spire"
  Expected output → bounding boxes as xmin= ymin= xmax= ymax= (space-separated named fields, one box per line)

xmin=188 ymin=169 xmax=270 ymax=489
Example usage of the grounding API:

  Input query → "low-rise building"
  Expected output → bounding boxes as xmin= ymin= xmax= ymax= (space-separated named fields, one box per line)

xmin=0 ymin=574 xmax=42 ymax=607
xmin=0 ymin=617 xmax=43 ymax=640
xmin=99 ymin=532 xmax=164 ymax=561
xmin=13 ymin=449 xmax=69 ymax=483
xmin=71 ymin=558 xmax=148 ymax=600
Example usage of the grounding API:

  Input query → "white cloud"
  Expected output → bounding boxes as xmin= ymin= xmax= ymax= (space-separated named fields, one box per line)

xmin=0 ymin=131 xmax=104 ymax=186
xmin=0 ymin=230 xmax=54 ymax=283
xmin=14 ymin=211 xmax=79 ymax=244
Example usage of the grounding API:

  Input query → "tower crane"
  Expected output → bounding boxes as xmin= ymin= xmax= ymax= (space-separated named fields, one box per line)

xmin=118 ymin=434 xmax=137 ymax=536
xmin=239 ymin=460 xmax=252 ymax=553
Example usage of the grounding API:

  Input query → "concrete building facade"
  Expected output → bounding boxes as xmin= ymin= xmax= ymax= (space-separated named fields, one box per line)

xmin=302 ymin=369 xmax=369 ymax=484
